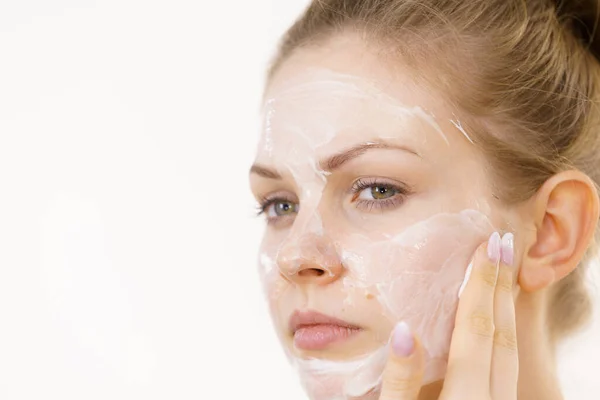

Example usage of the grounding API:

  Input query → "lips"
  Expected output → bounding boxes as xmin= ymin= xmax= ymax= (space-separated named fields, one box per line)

xmin=289 ymin=310 xmax=362 ymax=350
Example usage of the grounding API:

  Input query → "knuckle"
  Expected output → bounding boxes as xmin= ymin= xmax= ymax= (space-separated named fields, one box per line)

xmin=384 ymin=376 xmax=420 ymax=393
xmin=382 ymin=361 xmax=422 ymax=394
xmin=468 ymin=311 xmax=495 ymax=338
xmin=496 ymin=266 xmax=513 ymax=292
xmin=474 ymin=264 xmax=498 ymax=288
xmin=494 ymin=328 xmax=518 ymax=352
xmin=440 ymin=381 xmax=491 ymax=400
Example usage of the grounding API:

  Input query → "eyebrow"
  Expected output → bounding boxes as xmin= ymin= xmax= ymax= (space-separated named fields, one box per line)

xmin=249 ymin=141 xmax=420 ymax=180
xmin=322 ymin=142 xmax=421 ymax=171
xmin=249 ymin=164 xmax=282 ymax=179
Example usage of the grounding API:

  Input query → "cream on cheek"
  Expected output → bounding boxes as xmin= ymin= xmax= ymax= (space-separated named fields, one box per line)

xmin=258 ymin=210 xmax=493 ymax=400
xmin=341 ymin=210 xmax=493 ymax=381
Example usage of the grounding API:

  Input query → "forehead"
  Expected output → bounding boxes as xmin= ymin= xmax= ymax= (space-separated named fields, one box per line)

xmin=257 ymin=33 xmax=476 ymax=167
xmin=265 ymin=34 xmax=434 ymax=117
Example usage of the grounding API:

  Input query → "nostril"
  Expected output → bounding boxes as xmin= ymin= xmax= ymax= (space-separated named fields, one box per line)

xmin=298 ymin=268 xmax=325 ymax=277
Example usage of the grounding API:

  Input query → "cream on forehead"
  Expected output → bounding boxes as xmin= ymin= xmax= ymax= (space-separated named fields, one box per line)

xmin=450 ymin=117 xmax=474 ymax=145
xmin=259 ymin=68 xmax=450 ymax=163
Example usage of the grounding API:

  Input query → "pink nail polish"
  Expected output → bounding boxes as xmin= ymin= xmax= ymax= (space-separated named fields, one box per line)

xmin=488 ymin=232 xmax=501 ymax=263
xmin=392 ymin=321 xmax=414 ymax=357
xmin=501 ymin=233 xmax=514 ymax=266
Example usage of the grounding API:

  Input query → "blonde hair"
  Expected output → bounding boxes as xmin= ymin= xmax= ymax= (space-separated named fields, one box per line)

xmin=267 ymin=0 xmax=600 ymax=340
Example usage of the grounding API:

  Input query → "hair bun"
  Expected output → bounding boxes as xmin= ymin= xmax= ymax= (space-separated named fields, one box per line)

xmin=554 ymin=0 xmax=600 ymax=60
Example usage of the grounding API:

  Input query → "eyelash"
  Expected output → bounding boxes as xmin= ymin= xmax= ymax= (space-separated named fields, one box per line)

xmin=256 ymin=193 xmax=298 ymax=226
xmin=350 ymin=177 xmax=411 ymax=211
xmin=256 ymin=178 xmax=412 ymax=225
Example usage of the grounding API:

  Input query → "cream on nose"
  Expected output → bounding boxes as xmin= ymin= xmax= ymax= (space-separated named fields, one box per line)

xmin=276 ymin=232 xmax=343 ymax=285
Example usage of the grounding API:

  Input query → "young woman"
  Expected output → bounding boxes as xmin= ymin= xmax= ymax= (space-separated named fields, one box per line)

xmin=249 ymin=1 xmax=600 ymax=399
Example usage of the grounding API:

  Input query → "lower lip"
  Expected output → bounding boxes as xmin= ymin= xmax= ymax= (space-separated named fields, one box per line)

xmin=293 ymin=324 xmax=361 ymax=350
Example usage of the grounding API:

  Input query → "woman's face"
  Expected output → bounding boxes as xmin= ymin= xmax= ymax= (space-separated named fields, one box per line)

xmin=250 ymin=34 xmax=516 ymax=399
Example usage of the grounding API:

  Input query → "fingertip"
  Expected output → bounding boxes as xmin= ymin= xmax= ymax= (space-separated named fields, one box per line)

xmin=380 ymin=323 xmax=425 ymax=399
xmin=488 ymin=231 xmax=502 ymax=264
xmin=474 ymin=236 xmax=492 ymax=263
xmin=391 ymin=321 xmax=415 ymax=357
xmin=458 ymin=238 xmax=490 ymax=299
xmin=501 ymin=232 xmax=515 ymax=267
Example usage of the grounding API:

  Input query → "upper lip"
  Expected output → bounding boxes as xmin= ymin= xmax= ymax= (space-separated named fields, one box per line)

xmin=288 ymin=310 xmax=361 ymax=333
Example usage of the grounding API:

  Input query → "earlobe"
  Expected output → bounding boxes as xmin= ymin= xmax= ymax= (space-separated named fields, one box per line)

xmin=519 ymin=259 xmax=556 ymax=292
xmin=518 ymin=171 xmax=599 ymax=293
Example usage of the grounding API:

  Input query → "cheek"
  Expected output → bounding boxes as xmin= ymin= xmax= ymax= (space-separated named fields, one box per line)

xmin=258 ymin=238 xmax=299 ymax=338
xmin=374 ymin=214 xmax=489 ymax=315
xmin=341 ymin=209 xmax=493 ymax=381
xmin=257 ymin=244 xmax=287 ymax=311
xmin=257 ymin=209 xmax=495 ymax=386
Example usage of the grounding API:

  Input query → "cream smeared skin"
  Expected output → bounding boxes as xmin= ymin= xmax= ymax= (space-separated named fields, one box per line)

xmin=250 ymin=34 xmax=516 ymax=400
xmin=259 ymin=210 xmax=493 ymax=399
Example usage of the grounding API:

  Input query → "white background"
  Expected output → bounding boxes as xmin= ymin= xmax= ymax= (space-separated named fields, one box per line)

xmin=0 ymin=1 xmax=598 ymax=399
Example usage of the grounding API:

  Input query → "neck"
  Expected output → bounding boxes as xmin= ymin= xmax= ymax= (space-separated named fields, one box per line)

xmin=515 ymin=289 xmax=563 ymax=400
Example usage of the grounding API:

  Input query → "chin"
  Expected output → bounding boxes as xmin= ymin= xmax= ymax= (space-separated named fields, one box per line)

xmin=286 ymin=343 xmax=389 ymax=400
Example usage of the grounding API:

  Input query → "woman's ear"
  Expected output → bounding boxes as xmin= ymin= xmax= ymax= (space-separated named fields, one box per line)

xmin=519 ymin=170 xmax=599 ymax=292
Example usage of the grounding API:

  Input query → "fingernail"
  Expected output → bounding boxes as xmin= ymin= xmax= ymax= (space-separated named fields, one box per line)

xmin=458 ymin=259 xmax=473 ymax=298
xmin=392 ymin=321 xmax=414 ymax=357
xmin=501 ymin=233 xmax=514 ymax=266
xmin=487 ymin=232 xmax=501 ymax=263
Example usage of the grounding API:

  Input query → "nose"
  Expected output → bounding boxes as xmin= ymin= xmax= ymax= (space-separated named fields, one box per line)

xmin=276 ymin=233 xmax=344 ymax=285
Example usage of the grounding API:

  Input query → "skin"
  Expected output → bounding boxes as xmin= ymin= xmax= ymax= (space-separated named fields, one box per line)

xmin=380 ymin=236 xmax=518 ymax=400
xmin=249 ymin=32 xmax=599 ymax=399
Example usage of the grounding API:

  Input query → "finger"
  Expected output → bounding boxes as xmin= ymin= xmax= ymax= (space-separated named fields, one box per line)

xmin=442 ymin=232 xmax=501 ymax=398
xmin=491 ymin=233 xmax=519 ymax=400
xmin=379 ymin=322 xmax=425 ymax=400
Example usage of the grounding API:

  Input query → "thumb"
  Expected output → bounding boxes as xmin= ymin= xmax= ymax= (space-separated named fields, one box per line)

xmin=379 ymin=322 xmax=425 ymax=400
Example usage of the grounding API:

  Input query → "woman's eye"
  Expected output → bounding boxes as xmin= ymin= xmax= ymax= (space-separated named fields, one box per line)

xmin=350 ymin=178 xmax=411 ymax=212
xmin=265 ymin=200 xmax=298 ymax=218
xmin=358 ymin=185 xmax=399 ymax=200
xmin=256 ymin=193 xmax=299 ymax=227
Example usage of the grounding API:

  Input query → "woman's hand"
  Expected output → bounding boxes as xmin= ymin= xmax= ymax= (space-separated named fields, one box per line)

xmin=379 ymin=232 xmax=518 ymax=400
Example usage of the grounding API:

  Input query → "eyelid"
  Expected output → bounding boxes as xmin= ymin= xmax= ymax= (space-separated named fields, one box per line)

xmin=350 ymin=177 xmax=412 ymax=195
xmin=258 ymin=190 xmax=298 ymax=206
xmin=354 ymin=196 xmax=405 ymax=212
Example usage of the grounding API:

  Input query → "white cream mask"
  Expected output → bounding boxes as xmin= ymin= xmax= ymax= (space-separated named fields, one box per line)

xmin=253 ymin=66 xmax=498 ymax=400
xmin=293 ymin=345 xmax=388 ymax=399
xmin=259 ymin=210 xmax=493 ymax=399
